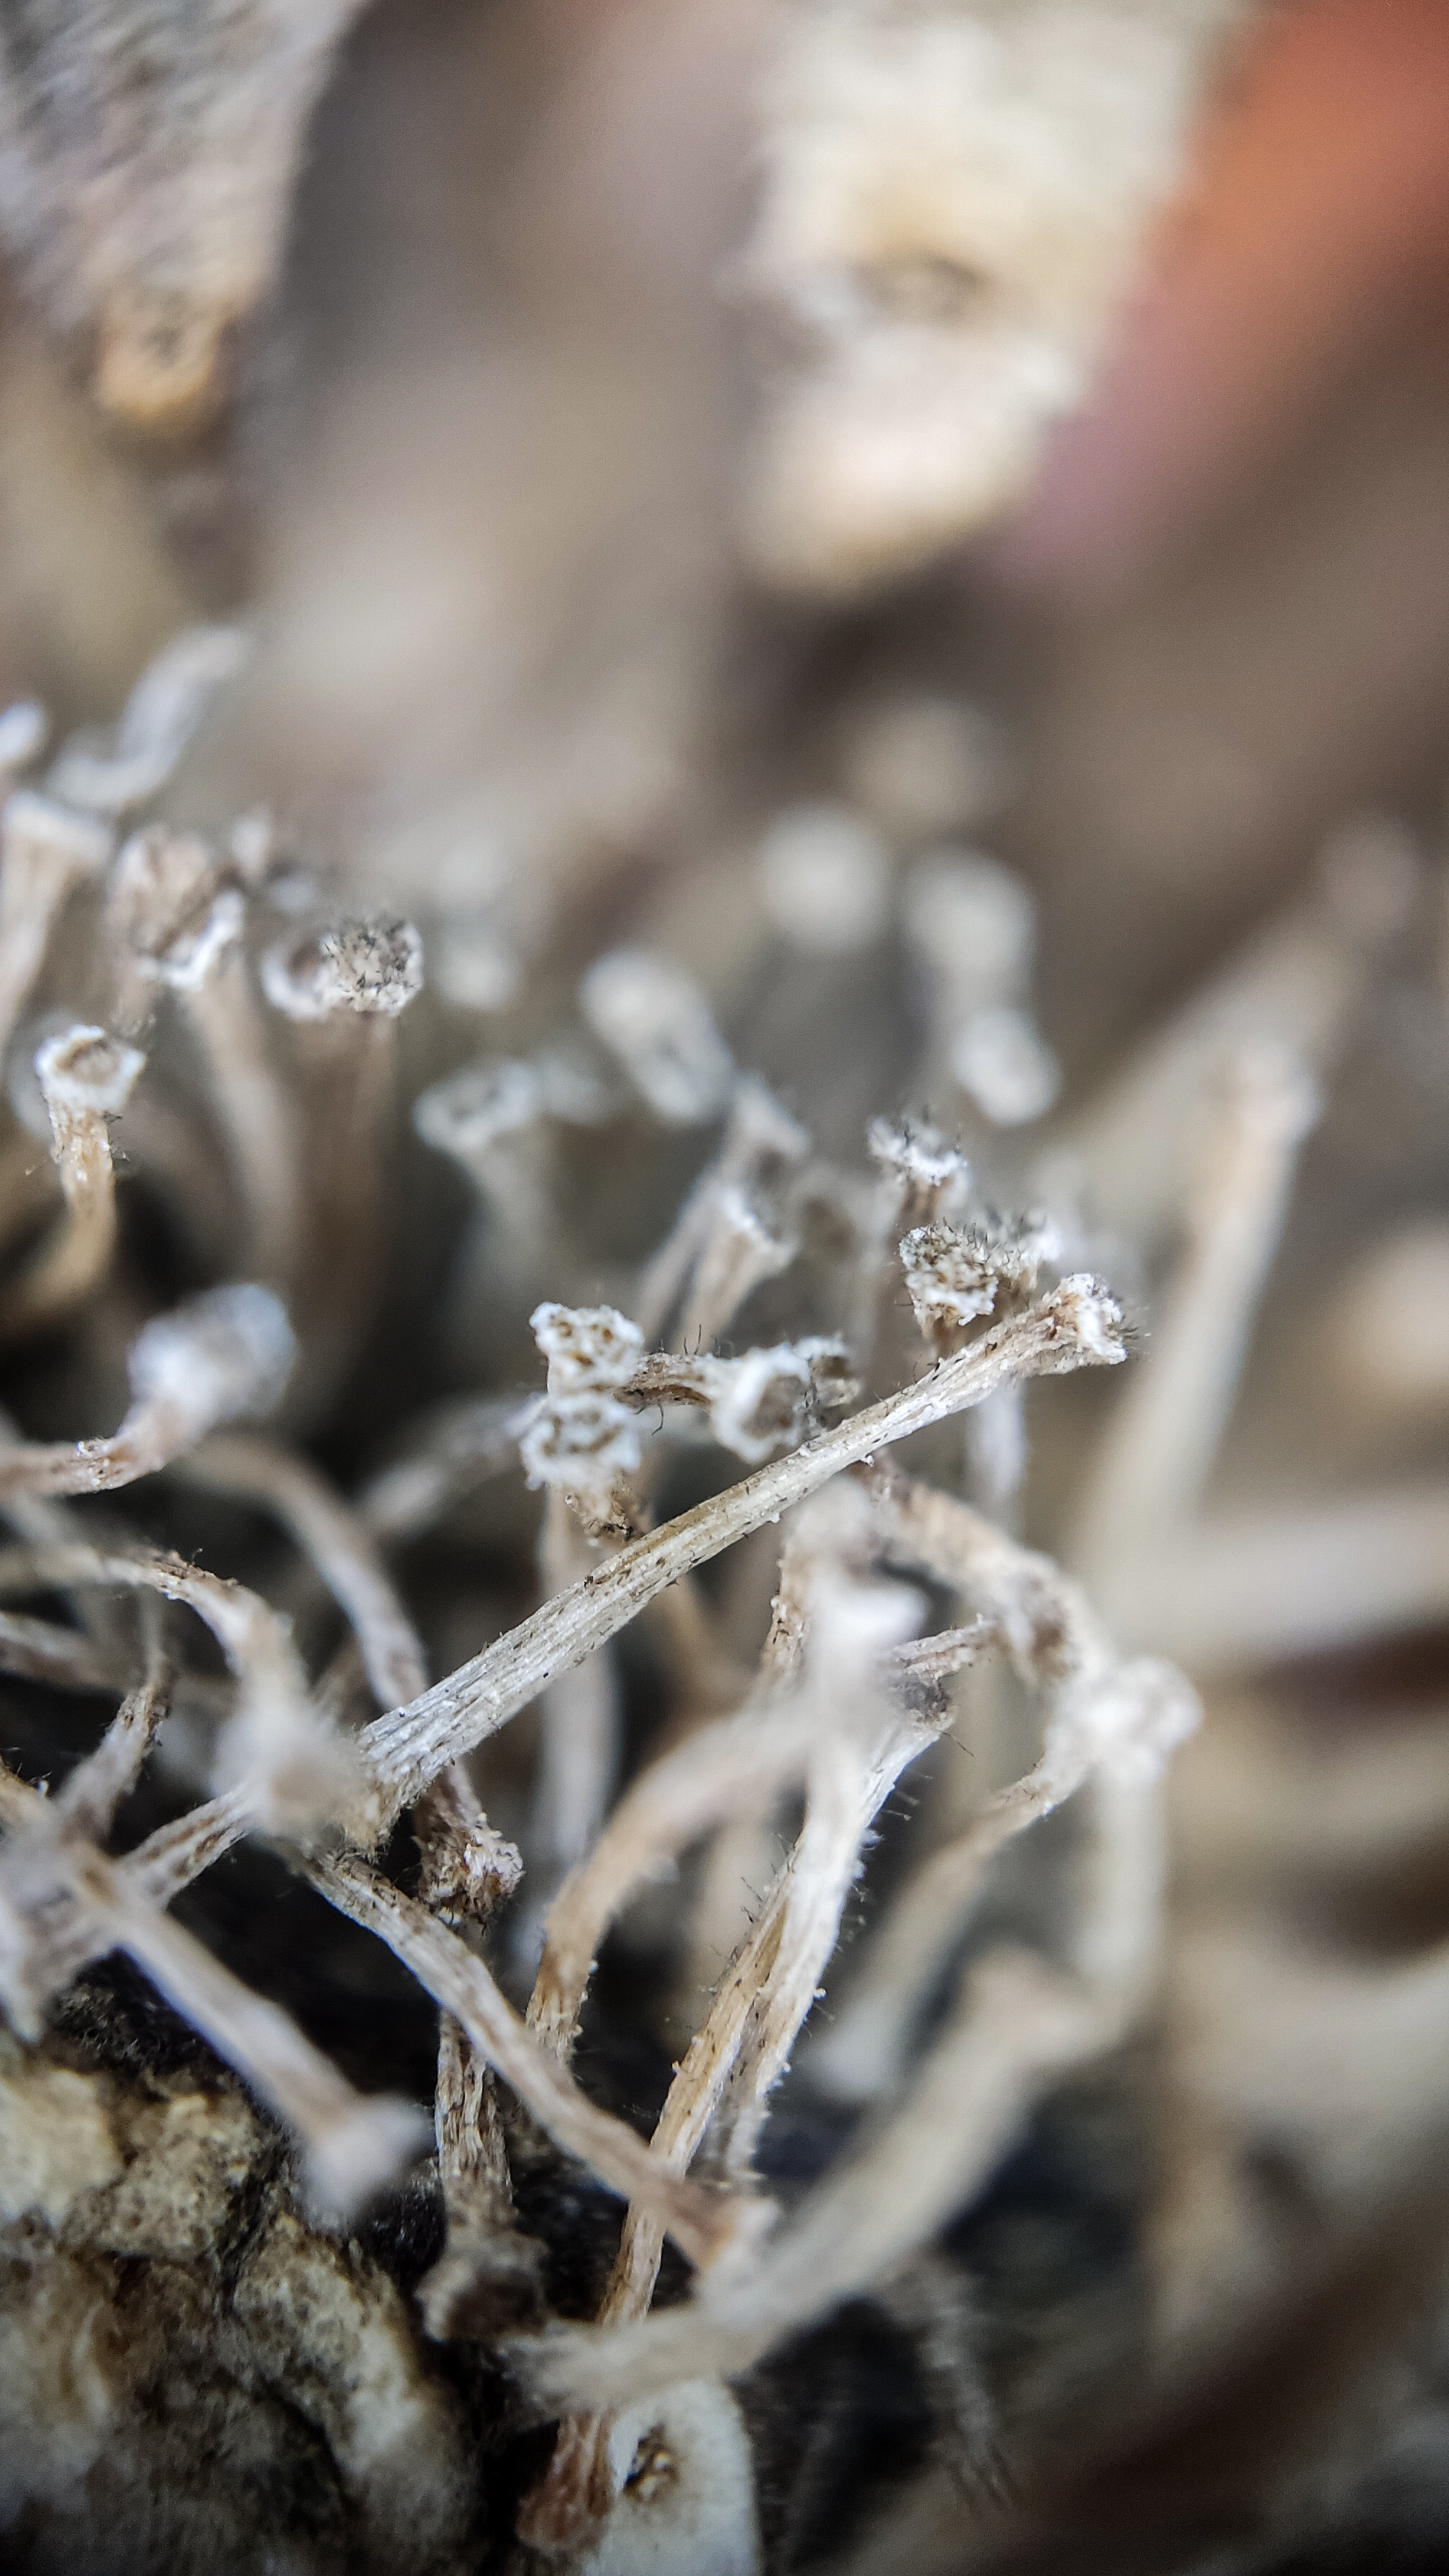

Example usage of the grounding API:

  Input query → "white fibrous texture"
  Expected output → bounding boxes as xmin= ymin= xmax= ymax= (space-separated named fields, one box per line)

xmin=739 ymin=0 xmax=1257 ymax=591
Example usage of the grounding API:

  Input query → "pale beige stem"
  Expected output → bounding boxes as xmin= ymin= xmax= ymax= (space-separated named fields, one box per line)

xmin=307 ymin=1851 xmax=746 ymax=2275
xmin=0 ymin=1762 xmax=422 ymax=2219
xmin=0 ymin=1282 xmax=295 ymax=1498
xmin=0 ymin=792 xmax=112 ymax=1055
xmin=180 ymin=1429 xmax=426 ymax=1707
xmin=0 ymin=1024 xmax=144 ymax=1343
xmin=516 ymin=1952 xmax=1106 ymax=2419
xmin=363 ymin=1278 xmax=1126 ymax=1816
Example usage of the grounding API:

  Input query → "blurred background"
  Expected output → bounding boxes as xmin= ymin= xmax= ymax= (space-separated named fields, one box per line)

xmin=5 ymin=1 xmax=1449 ymax=2564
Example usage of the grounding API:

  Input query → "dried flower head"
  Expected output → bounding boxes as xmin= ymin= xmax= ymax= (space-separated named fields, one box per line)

xmin=109 ymin=824 xmax=243 ymax=990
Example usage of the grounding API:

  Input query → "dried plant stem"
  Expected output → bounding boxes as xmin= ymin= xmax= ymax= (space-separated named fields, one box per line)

xmin=810 ymin=1471 xmax=1196 ymax=2102
xmin=306 ymin=1851 xmax=744 ymax=2273
xmin=530 ymin=1490 xmax=622 ymax=1883
xmin=182 ymin=946 xmax=303 ymax=1285
xmin=0 ymin=792 xmax=112 ymax=1055
xmin=633 ymin=1075 xmax=807 ymax=1346
xmin=529 ymin=1668 xmax=969 ymax=2533
xmin=363 ymin=1279 xmax=1125 ymax=1817
xmin=181 ymin=1429 xmax=427 ymax=1706
xmin=0 ymin=1606 xmax=124 ymax=1694
xmin=1057 ymin=825 xmax=1413 ymax=1251
xmin=1124 ymin=1480 xmax=1449 ymax=1673
xmin=1072 ymin=1043 xmax=1319 ymax=1610
xmin=529 ymin=1691 xmax=836 ymax=2061
xmin=360 ymin=1393 xmax=542 ymax=1539
xmin=0 ymin=1283 xmax=294 ymax=1498
xmin=0 ymin=1026 xmax=143 ymax=1343
xmin=516 ymin=1951 xmax=1108 ymax=2419
xmin=55 ymin=1606 xmax=170 ymax=1836
xmin=0 ymin=1763 xmax=422 ymax=2217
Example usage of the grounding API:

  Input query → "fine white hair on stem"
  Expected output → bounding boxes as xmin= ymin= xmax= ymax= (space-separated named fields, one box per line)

xmin=0 ymin=1760 xmax=423 ymax=2222
xmin=362 ymin=1277 xmax=1126 ymax=1817
xmin=0 ymin=1023 xmax=144 ymax=1341
xmin=0 ymin=1282 xmax=296 ymax=1497
xmin=526 ymin=1554 xmax=984 ymax=2072
xmin=306 ymin=1850 xmax=750 ymax=2275
xmin=178 ymin=1429 xmax=428 ymax=1708
xmin=808 ymin=1470 xmax=1198 ymax=2104
xmin=513 ymin=1950 xmax=1106 ymax=2419
xmin=0 ymin=791 xmax=113 ymax=1056
xmin=1070 ymin=1039 xmax=1321 ymax=1623
xmin=525 ymin=1526 xmax=981 ymax=2540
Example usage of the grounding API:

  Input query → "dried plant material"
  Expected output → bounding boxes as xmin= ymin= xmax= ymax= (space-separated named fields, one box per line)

xmin=678 ymin=1184 xmax=797 ymax=1354
xmin=362 ymin=1277 xmax=1126 ymax=1817
xmin=260 ymin=916 xmax=423 ymax=1390
xmin=528 ymin=1588 xmax=984 ymax=2067
xmin=738 ymin=0 xmax=1255 ymax=591
xmin=1057 ymin=815 xmax=1418 ymax=1249
xmin=360 ymin=1391 xmax=539 ymax=1539
xmin=0 ymin=13 xmax=367 ymax=434
xmin=809 ymin=1470 xmax=1198 ymax=2101
xmin=635 ymin=1075 xmax=808 ymax=1345
xmin=179 ymin=1429 xmax=426 ymax=1708
xmin=0 ymin=701 xmax=48 ymax=779
xmin=0 ymin=790 xmax=112 ymax=1055
xmin=1072 ymin=1039 xmax=1320 ymax=1622
xmin=518 ymin=1949 xmax=1107 ymax=2418
xmin=521 ymin=1393 xmax=645 ymax=1539
xmin=107 ymin=823 xmax=301 ymax=1277
xmin=950 ymin=998 xmax=1060 ymax=1124
xmin=55 ymin=1614 xmax=171 ymax=1839
xmin=580 ymin=947 xmax=735 ymax=1125
xmin=0 ymin=1760 xmax=422 ymax=2219
xmin=414 ymin=1055 xmax=552 ymax=1274
xmin=0 ymin=1282 xmax=294 ymax=1497
xmin=755 ymin=800 xmax=892 ymax=954
xmin=0 ymin=1022 xmax=143 ymax=1341
xmin=50 ymin=627 xmax=247 ymax=814
xmin=310 ymin=1851 xmax=745 ymax=2274
xmin=900 ymin=1211 xmax=1057 ymax=1354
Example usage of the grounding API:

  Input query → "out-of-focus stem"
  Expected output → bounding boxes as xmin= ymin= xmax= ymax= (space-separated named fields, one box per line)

xmin=0 ymin=1024 xmax=144 ymax=1343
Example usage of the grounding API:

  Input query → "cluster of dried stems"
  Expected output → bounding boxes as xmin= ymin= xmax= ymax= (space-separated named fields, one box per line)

xmin=0 ymin=626 xmax=1439 ymax=2567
